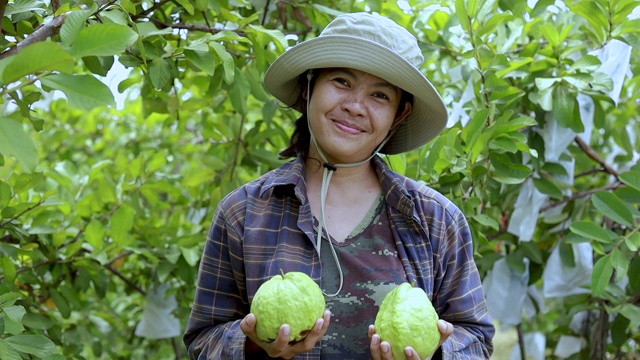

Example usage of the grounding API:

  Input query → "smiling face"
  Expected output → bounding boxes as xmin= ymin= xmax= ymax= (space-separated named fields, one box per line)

xmin=307 ymin=68 xmax=412 ymax=164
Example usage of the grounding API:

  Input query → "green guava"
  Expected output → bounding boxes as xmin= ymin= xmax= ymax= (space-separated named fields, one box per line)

xmin=374 ymin=282 xmax=441 ymax=359
xmin=250 ymin=270 xmax=325 ymax=342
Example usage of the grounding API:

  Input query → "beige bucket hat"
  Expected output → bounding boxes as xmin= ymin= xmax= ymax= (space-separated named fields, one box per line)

xmin=263 ymin=12 xmax=448 ymax=154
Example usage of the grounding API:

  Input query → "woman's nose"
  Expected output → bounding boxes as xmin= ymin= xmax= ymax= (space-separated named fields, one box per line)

xmin=340 ymin=90 xmax=366 ymax=116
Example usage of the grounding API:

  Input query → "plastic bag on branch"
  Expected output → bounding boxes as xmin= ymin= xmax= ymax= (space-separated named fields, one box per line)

xmin=135 ymin=283 xmax=181 ymax=339
xmin=507 ymin=178 xmax=548 ymax=242
xmin=509 ymin=332 xmax=546 ymax=360
xmin=542 ymin=242 xmax=592 ymax=298
xmin=482 ymin=257 xmax=530 ymax=326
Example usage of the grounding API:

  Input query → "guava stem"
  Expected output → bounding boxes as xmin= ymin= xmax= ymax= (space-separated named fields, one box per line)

xmin=410 ymin=280 xmax=417 ymax=287
xmin=279 ymin=269 xmax=285 ymax=279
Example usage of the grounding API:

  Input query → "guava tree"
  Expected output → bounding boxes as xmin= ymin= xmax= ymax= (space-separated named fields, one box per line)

xmin=0 ymin=0 xmax=638 ymax=359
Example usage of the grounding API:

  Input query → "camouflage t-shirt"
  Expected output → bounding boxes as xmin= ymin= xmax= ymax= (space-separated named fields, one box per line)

xmin=319 ymin=195 xmax=406 ymax=359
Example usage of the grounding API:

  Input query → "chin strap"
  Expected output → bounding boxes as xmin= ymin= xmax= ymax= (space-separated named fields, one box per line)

xmin=305 ymin=71 xmax=394 ymax=297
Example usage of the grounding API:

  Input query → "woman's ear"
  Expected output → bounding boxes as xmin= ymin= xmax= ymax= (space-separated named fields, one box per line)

xmin=392 ymin=101 xmax=412 ymax=129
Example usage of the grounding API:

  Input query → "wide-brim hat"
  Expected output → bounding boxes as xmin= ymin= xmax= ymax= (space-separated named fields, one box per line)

xmin=263 ymin=12 xmax=448 ymax=155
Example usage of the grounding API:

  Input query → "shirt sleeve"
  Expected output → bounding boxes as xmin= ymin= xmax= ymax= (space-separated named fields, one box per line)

xmin=183 ymin=201 xmax=251 ymax=359
xmin=433 ymin=207 xmax=495 ymax=359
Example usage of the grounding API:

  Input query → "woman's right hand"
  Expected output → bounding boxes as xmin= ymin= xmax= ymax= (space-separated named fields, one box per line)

xmin=240 ymin=310 xmax=331 ymax=359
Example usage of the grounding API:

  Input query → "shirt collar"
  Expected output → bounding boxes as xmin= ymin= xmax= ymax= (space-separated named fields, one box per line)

xmin=260 ymin=155 xmax=415 ymax=216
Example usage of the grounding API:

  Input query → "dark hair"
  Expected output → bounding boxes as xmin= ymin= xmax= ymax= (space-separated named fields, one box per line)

xmin=278 ymin=70 xmax=414 ymax=160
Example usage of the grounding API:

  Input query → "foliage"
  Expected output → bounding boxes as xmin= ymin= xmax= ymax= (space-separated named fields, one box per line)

xmin=0 ymin=0 xmax=639 ymax=358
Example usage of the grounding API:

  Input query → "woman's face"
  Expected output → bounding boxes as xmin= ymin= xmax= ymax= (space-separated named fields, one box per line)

xmin=307 ymin=68 xmax=411 ymax=164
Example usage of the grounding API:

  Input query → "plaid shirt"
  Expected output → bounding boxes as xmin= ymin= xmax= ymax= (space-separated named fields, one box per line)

xmin=184 ymin=155 xmax=494 ymax=359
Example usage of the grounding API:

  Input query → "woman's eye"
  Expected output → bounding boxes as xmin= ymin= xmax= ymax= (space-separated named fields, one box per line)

xmin=373 ymin=92 xmax=390 ymax=100
xmin=332 ymin=77 xmax=349 ymax=86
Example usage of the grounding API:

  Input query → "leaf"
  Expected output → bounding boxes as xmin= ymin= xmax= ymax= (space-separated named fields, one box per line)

xmin=489 ymin=152 xmax=531 ymax=184
xmin=49 ymin=289 xmax=70 ymax=319
xmin=617 ymin=303 xmax=640 ymax=329
xmin=591 ymin=191 xmax=634 ymax=227
xmin=610 ymin=248 xmax=628 ymax=282
xmin=472 ymin=214 xmax=499 ymax=231
xmin=184 ymin=49 xmax=216 ymax=75
xmin=174 ymin=0 xmax=194 ymax=15
xmin=148 ymin=58 xmax=172 ymax=89
xmin=2 ymin=257 xmax=16 ymax=284
xmin=0 ymin=118 xmax=38 ymax=172
xmin=180 ymin=246 xmax=200 ymax=267
xmin=619 ymin=171 xmax=640 ymax=191
xmin=210 ymin=41 xmax=234 ymax=84
xmin=60 ymin=8 xmax=92 ymax=47
xmin=2 ymin=42 xmax=74 ymax=83
xmin=533 ymin=177 xmax=563 ymax=199
xmin=4 ymin=335 xmax=57 ymax=358
xmin=85 ymin=219 xmax=105 ymax=249
xmin=69 ymin=23 xmax=138 ymax=57
xmin=39 ymin=74 xmax=115 ymax=111
xmin=552 ymin=84 xmax=583 ymax=132
xmin=592 ymin=255 xmax=613 ymax=297
xmin=0 ymin=339 xmax=22 ymax=360
xmin=110 ymin=204 xmax=135 ymax=245
xmin=569 ymin=221 xmax=615 ymax=243
xmin=455 ymin=0 xmax=471 ymax=31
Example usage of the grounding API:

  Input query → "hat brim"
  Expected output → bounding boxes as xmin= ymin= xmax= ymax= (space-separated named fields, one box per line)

xmin=263 ymin=35 xmax=448 ymax=154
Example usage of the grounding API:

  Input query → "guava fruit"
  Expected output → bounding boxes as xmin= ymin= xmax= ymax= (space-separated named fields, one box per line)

xmin=250 ymin=270 xmax=325 ymax=342
xmin=374 ymin=282 xmax=441 ymax=359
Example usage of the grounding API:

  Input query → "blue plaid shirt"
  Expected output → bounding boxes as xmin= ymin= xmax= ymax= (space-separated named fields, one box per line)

xmin=184 ymin=155 xmax=494 ymax=359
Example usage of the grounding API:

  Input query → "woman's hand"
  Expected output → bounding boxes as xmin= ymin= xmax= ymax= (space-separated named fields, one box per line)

xmin=240 ymin=310 xmax=331 ymax=359
xmin=368 ymin=319 xmax=454 ymax=360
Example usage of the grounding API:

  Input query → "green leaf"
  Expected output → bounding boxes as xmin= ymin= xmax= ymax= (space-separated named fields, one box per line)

xmin=617 ymin=303 xmax=640 ymax=329
xmin=4 ymin=334 xmax=57 ymax=358
xmin=210 ymin=42 xmax=234 ymax=84
xmin=619 ymin=171 xmax=640 ymax=191
xmin=533 ymin=177 xmax=563 ymax=199
xmin=0 ymin=339 xmax=22 ymax=360
xmin=184 ymin=49 xmax=217 ymax=75
xmin=455 ymin=0 xmax=471 ymax=30
xmin=629 ymin=256 xmax=640 ymax=292
xmin=462 ymin=108 xmax=489 ymax=149
xmin=49 ymin=289 xmax=70 ymax=319
xmin=552 ymin=84 xmax=583 ymax=132
xmin=569 ymin=221 xmax=614 ymax=243
xmin=148 ymin=58 xmax=172 ymax=89
xmin=0 ymin=118 xmax=38 ymax=172
xmin=472 ymin=214 xmax=499 ymax=231
xmin=60 ymin=8 xmax=92 ymax=47
xmin=610 ymin=248 xmax=628 ymax=282
xmin=110 ymin=204 xmax=134 ymax=245
xmin=39 ymin=74 xmax=115 ymax=111
xmin=591 ymin=191 xmax=634 ymax=227
xmin=180 ymin=246 xmax=200 ymax=267
xmin=69 ymin=23 xmax=138 ymax=57
xmin=85 ymin=219 xmax=105 ymax=249
xmin=174 ymin=0 xmax=194 ymax=15
xmin=489 ymin=153 xmax=531 ymax=184
xmin=2 ymin=257 xmax=16 ymax=284
xmin=2 ymin=42 xmax=74 ymax=83
xmin=626 ymin=232 xmax=640 ymax=252
xmin=592 ymin=255 xmax=613 ymax=297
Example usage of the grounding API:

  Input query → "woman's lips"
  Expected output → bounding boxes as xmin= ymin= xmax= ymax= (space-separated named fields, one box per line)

xmin=334 ymin=120 xmax=364 ymax=135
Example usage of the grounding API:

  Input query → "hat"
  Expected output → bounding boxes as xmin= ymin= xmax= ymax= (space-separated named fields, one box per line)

xmin=263 ymin=12 xmax=448 ymax=154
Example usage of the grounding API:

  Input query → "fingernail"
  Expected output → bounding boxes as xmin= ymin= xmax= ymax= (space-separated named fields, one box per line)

xmin=282 ymin=324 xmax=290 ymax=337
xmin=371 ymin=334 xmax=379 ymax=346
xmin=405 ymin=347 xmax=412 ymax=357
xmin=316 ymin=319 xmax=324 ymax=331
xmin=381 ymin=342 xmax=390 ymax=353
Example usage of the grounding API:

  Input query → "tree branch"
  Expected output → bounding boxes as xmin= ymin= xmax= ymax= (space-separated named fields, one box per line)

xmin=540 ymin=183 xmax=622 ymax=212
xmin=575 ymin=135 xmax=620 ymax=180
xmin=0 ymin=12 xmax=69 ymax=60
xmin=0 ymin=199 xmax=47 ymax=229
xmin=130 ymin=0 xmax=172 ymax=21
xmin=104 ymin=263 xmax=146 ymax=295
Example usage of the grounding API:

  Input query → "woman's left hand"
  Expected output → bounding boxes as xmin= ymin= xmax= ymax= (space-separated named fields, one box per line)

xmin=368 ymin=319 xmax=454 ymax=360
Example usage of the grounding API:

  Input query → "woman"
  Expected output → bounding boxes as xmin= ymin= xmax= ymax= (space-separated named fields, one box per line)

xmin=184 ymin=12 xmax=494 ymax=359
